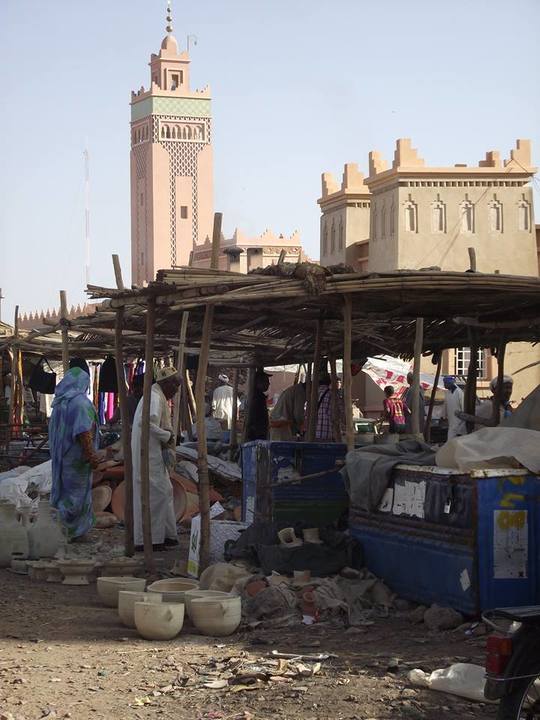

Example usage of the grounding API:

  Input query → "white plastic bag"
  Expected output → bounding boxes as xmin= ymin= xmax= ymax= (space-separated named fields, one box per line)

xmin=408 ymin=663 xmax=495 ymax=703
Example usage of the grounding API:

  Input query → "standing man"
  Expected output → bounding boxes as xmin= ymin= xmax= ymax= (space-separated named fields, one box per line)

xmin=404 ymin=371 xmax=426 ymax=434
xmin=270 ymin=382 xmax=306 ymax=441
xmin=132 ymin=367 xmax=180 ymax=552
xmin=475 ymin=375 xmax=514 ymax=427
xmin=212 ymin=374 xmax=234 ymax=429
xmin=442 ymin=375 xmax=467 ymax=440
xmin=245 ymin=370 xmax=271 ymax=441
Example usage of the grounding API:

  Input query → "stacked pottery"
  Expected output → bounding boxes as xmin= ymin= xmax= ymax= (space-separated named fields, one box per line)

xmin=27 ymin=497 xmax=64 ymax=560
xmin=147 ymin=578 xmax=199 ymax=603
xmin=0 ymin=501 xmax=29 ymax=566
xmin=97 ymin=576 xmax=146 ymax=607
xmin=118 ymin=591 xmax=162 ymax=628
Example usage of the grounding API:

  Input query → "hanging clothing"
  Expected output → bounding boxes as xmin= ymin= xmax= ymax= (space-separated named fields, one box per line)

xmin=315 ymin=385 xmax=332 ymax=441
xmin=212 ymin=383 xmax=234 ymax=429
xmin=132 ymin=384 xmax=177 ymax=546
xmin=442 ymin=386 xmax=467 ymax=439
xmin=48 ymin=368 xmax=99 ymax=539
xmin=270 ymin=384 xmax=307 ymax=441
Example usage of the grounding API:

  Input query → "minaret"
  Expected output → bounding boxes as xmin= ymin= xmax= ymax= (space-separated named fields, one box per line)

xmin=130 ymin=2 xmax=213 ymax=284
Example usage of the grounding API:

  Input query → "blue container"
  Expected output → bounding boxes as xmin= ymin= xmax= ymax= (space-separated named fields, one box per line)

xmin=349 ymin=467 xmax=540 ymax=614
xmin=241 ymin=440 xmax=348 ymax=526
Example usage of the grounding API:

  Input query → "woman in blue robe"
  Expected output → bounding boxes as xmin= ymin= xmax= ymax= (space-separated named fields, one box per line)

xmin=49 ymin=366 xmax=99 ymax=540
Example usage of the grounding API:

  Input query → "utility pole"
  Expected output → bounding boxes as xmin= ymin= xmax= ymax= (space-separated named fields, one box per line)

xmin=84 ymin=144 xmax=91 ymax=286
xmin=0 ymin=288 xmax=4 ymax=323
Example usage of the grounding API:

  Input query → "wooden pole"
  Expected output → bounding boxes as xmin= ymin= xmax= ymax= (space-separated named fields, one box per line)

xmin=242 ymin=367 xmax=254 ymax=443
xmin=343 ymin=295 xmax=354 ymax=452
xmin=468 ymin=246 xmax=477 ymax=272
xmin=59 ymin=290 xmax=70 ymax=374
xmin=329 ymin=355 xmax=342 ymax=443
xmin=9 ymin=306 xmax=19 ymax=437
xmin=173 ymin=312 xmax=189 ymax=439
xmin=140 ymin=297 xmax=156 ymax=572
xmin=424 ymin=353 xmax=442 ymax=442
xmin=410 ymin=318 xmax=424 ymax=436
xmin=492 ymin=337 xmax=506 ymax=426
xmin=210 ymin=213 xmax=223 ymax=271
xmin=197 ymin=211 xmax=220 ymax=573
xmin=112 ymin=255 xmax=134 ymax=557
xmin=184 ymin=369 xmax=195 ymax=439
xmin=307 ymin=317 xmax=323 ymax=441
xmin=229 ymin=368 xmax=239 ymax=453
xmin=464 ymin=331 xmax=478 ymax=434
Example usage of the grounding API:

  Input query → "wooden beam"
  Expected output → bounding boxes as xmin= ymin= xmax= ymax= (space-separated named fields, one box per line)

xmin=59 ymin=290 xmax=70 ymax=373
xmin=210 ymin=212 xmax=223 ymax=271
xmin=424 ymin=353 xmax=442 ymax=442
xmin=307 ymin=317 xmax=323 ymax=441
xmin=468 ymin=247 xmax=477 ymax=272
xmin=140 ymin=297 xmax=156 ymax=572
xmin=9 ymin=306 xmax=20 ymax=437
xmin=343 ymin=295 xmax=354 ymax=452
xmin=464 ymin=330 xmax=478 ymax=434
xmin=410 ymin=317 xmax=424 ymax=436
xmin=229 ymin=367 xmax=239 ymax=455
xmin=491 ymin=337 xmax=506 ymax=426
xmin=112 ymin=255 xmax=134 ymax=557
xmin=329 ymin=355 xmax=342 ymax=443
xmin=173 ymin=312 xmax=189 ymax=440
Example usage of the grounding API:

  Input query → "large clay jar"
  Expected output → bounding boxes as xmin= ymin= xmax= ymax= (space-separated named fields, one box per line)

xmin=189 ymin=596 xmax=241 ymax=637
xmin=184 ymin=590 xmax=231 ymax=620
xmin=118 ymin=591 xmax=162 ymax=628
xmin=134 ymin=601 xmax=184 ymax=640
xmin=0 ymin=502 xmax=29 ymax=566
xmin=27 ymin=497 xmax=64 ymax=560
xmin=147 ymin=578 xmax=199 ymax=603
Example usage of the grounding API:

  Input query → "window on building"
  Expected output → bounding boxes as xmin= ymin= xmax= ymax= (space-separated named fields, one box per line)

xmin=460 ymin=197 xmax=475 ymax=233
xmin=431 ymin=195 xmax=446 ymax=233
xmin=322 ymin=224 xmax=328 ymax=256
xmin=180 ymin=206 xmax=188 ymax=219
xmin=338 ymin=220 xmax=344 ymax=250
xmin=390 ymin=203 xmax=395 ymax=236
xmin=404 ymin=195 xmax=417 ymax=233
xmin=380 ymin=205 xmax=386 ymax=238
xmin=171 ymin=73 xmax=180 ymax=90
xmin=489 ymin=197 xmax=503 ymax=232
xmin=331 ymin=221 xmax=336 ymax=253
xmin=371 ymin=203 xmax=377 ymax=240
xmin=518 ymin=196 xmax=531 ymax=231
xmin=140 ymin=193 xmax=144 ymax=206
xmin=455 ymin=347 xmax=486 ymax=378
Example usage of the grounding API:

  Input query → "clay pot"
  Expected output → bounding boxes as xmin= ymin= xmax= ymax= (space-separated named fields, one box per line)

xmin=184 ymin=590 xmax=231 ymax=620
xmin=302 ymin=528 xmax=323 ymax=544
xmin=92 ymin=484 xmax=112 ymax=513
xmin=189 ymin=596 xmax=241 ymax=637
xmin=28 ymin=560 xmax=50 ymax=581
xmin=277 ymin=527 xmax=302 ymax=547
xmin=10 ymin=553 xmax=28 ymax=574
xmin=97 ymin=576 xmax=146 ymax=607
xmin=27 ymin=497 xmax=64 ymax=560
xmin=118 ymin=591 xmax=162 ymax=628
xmin=147 ymin=578 xmax=199 ymax=603
xmin=0 ymin=502 xmax=29 ymax=566
xmin=57 ymin=559 xmax=96 ymax=585
xmin=134 ymin=601 xmax=185 ymax=640
xmin=41 ymin=561 xmax=63 ymax=583
xmin=100 ymin=557 xmax=143 ymax=577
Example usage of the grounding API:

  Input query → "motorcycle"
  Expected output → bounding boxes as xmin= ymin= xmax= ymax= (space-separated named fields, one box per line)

xmin=484 ymin=606 xmax=540 ymax=719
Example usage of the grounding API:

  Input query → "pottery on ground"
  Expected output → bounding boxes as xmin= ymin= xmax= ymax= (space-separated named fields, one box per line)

xmin=302 ymin=528 xmax=323 ymax=544
xmin=92 ymin=484 xmax=112 ymax=513
xmin=57 ymin=559 xmax=96 ymax=586
xmin=189 ymin=595 xmax=241 ymax=637
xmin=0 ymin=501 xmax=29 ymax=566
xmin=134 ymin=601 xmax=184 ymax=640
xmin=41 ymin=561 xmax=63 ymax=583
xmin=184 ymin=590 xmax=231 ymax=620
xmin=10 ymin=554 xmax=29 ymax=574
xmin=147 ymin=578 xmax=199 ymax=603
xmin=27 ymin=497 xmax=64 ymax=560
xmin=277 ymin=527 xmax=303 ymax=547
xmin=118 ymin=591 xmax=162 ymax=628
xmin=27 ymin=561 xmax=50 ymax=582
xmin=97 ymin=576 xmax=146 ymax=607
xmin=100 ymin=557 xmax=143 ymax=577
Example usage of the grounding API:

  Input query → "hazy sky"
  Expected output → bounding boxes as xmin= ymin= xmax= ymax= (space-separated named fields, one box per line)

xmin=1 ymin=0 xmax=539 ymax=322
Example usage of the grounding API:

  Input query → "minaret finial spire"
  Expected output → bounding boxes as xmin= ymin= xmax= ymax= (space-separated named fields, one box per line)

xmin=166 ymin=1 xmax=173 ymax=35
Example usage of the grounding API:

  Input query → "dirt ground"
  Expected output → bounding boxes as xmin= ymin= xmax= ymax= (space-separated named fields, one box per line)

xmin=0 ymin=564 xmax=499 ymax=720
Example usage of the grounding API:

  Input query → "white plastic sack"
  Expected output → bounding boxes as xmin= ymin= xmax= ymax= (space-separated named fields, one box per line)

xmin=408 ymin=663 xmax=495 ymax=703
xmin=17 ymin=460 xmax=53 ymax=494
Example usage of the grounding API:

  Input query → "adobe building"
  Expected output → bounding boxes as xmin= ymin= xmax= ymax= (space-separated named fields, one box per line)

xmin=131 ymin=6 xmax=305 ymax=285
xmin=319 ymin=138 xmax=540 ymax=412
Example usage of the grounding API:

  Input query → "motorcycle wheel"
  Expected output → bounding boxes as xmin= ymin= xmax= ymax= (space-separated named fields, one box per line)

xmin=497 ymin=675 xmax=540 ymax=719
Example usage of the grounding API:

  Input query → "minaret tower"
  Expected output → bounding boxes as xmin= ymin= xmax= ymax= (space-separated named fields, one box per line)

xmin=130 ymin=2 xmax=213 ymax=284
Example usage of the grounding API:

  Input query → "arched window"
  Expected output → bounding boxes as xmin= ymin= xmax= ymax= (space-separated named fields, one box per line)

xmin=489 ymin=196 xmax=503 ymax=232
xmin=518 ymin=195 xmax=531 ymax=231
xmin=338 ymin=219 xmax=344 ymax=250
xmin=404 ymin=195 xmax=417 ymax=233
xmin=331 ymin=221 xmax=336 ymax=253
xmin=322 ymin=223 xmax=328 ymax=257
xmin=431 ymin=194 xmax=446 ymax=233
xmin=390 ymin=203 xmax=395 ymax=236
xmin=380 ymin=204 xmax=386 ymax=238
xmin=460 ymin=196 xmax=474 ymax=233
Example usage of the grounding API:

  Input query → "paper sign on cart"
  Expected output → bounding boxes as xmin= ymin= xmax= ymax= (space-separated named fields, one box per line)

xmin=187 ymin=502 xmax=225 ymax=578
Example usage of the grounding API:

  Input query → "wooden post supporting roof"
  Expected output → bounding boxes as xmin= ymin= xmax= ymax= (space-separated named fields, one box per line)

xmin=59 ymin=291 xmax=69 ymax=374
xmin=492 ymin=337 xmax=507 ymax=425
xmin=464 ymin=330 xmax=478 ymax=434
xmin=173 ymin=312 xmax=189 ymax=440
xmin=410 ymin=318 xmax=424 ymax=436
xmin=329 ymin=355 xmax=342 ymax=443
xmin=229 ymin=368 xmax=239 ymax=455
xmin=343 ymin=295 xmax=354 ymax=452
xmin=424 ymin=353 xmax=442 ymax=443
xmin=140 ymin=297 xmax=156 ymax=572
xmin=307 ymin=317 xmax=323 ymax=441
xmin=112 ymin=254 xmax=134 ymax=557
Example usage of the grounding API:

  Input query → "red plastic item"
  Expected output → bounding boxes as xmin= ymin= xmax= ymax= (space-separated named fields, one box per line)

xmin=486 ymin=634 xmax=513 ymax=675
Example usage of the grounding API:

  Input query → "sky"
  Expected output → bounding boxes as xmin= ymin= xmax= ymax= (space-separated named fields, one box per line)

xmin=1 ymin=0 xmax=539 ymax=322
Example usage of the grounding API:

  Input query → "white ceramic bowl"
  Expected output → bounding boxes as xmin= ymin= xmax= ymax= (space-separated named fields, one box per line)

xmin=134 ymin=601 xmax=184 ymax=640
xmin=118 ymin=591 xmax=162 ymax=628
xmin=184 ymin=590 xmax=232 ymax=620
xmin=97 ymin=576 xmax=146 ymax=607
xmin=147 ymin=578 xmax=199 ymax=603
xmin=189 ymin=595 xmax=241 ymax=637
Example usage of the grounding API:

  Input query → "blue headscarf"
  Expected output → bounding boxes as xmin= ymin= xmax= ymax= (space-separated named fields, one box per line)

xmin=49 ymin=368 xmax=98 ymax=494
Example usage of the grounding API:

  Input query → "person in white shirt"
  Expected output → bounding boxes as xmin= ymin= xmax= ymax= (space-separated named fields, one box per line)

xmin=212 ymin=374 xmax=234 ymax=429
xmin=441 ymin=375 xmax=467 ymax=440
